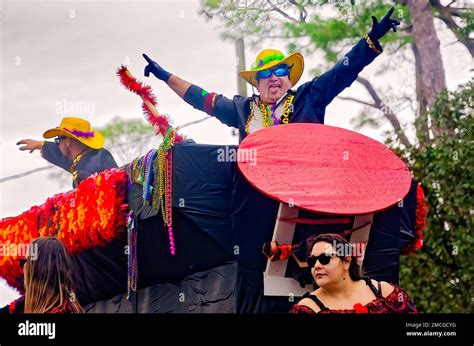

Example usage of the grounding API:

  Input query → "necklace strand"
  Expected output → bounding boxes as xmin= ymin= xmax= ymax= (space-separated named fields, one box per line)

xmin=245 ymin=93 xmax=295 ymax=134
xmin=70 ymin=148 xmax=91 ymax=187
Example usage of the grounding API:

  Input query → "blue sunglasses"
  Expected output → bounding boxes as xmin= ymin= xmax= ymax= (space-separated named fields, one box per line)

xmin=256 ymin=65 xmax=290 ymax=81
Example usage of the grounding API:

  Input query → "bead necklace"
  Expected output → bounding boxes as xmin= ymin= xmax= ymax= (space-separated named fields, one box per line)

xmin=157 ymin=127 xmax=177 ymax=255
xmin=280 ymin=94 xmax=294 ymax=124
xmin=126 ymin=149 xmax=159 ymax=208
xmin=124 ymin=127 xmax=177 ymax=264
xmin=258 ymin=101 xmax=271 ymax=127
xmin=126 ymin=210 xmax=137 ymax=300
xmin=70 ymin=148 xmax=91 ymax=187
xmin=126 ymin=156 xmax=141 ymax=211
xmin=142 ymin=149 xmax=158 ymax=203
xmin=245 ymin=93 xmax=295 ymax=134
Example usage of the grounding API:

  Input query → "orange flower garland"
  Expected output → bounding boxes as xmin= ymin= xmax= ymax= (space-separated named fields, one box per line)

xmin=0 ymin=168 xmax=128 ymax=292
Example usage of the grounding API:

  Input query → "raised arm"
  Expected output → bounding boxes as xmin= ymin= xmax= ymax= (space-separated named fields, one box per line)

xmin=142 ymin=54 xmax=239 ymax=128
xmin=310 ymin=7 xmax=400 ymax=108
xmin=16 ymin=139 xmax=71 ymax=171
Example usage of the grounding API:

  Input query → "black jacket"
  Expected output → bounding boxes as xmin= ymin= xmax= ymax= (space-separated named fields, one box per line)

xmin=41 ymin=142 xmax=118 ymax=188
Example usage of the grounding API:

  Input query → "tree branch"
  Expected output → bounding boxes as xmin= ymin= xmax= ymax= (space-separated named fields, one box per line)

xmin=266 ymin=0 xmax=299 ymax=23
xmin=430 ymin=0 xmax=474 ymax=57
xmin=337 ymin=96 xmax=377 ymax=108
xmin=354 ymin=77 xmax=412 ymax=148
xmin=289 ymin=0 xmax=307 ymax=23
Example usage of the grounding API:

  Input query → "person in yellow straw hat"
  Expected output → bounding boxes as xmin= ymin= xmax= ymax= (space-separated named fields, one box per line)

xmin=17 ymin=117 xmax=117 ymax=188
xmin=142 ymin=7 xmax=399 ymax=143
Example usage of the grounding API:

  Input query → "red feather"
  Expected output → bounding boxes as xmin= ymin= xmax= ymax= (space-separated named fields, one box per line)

xmin=117 ymin=65 xmax=183 ymax=142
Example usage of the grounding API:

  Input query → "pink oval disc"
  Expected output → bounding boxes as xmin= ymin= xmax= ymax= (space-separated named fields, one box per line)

xmin=237 ymin=124 xmax=411 ymax=215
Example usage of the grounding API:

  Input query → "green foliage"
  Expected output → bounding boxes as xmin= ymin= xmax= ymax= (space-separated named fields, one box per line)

xmin=97 ymin=117 xmax=156 ymax=166
xmin=98 ymin=117 xmax=153 ymax=140
xmin=201 ymin=0 xmax=412 ymax=69
xmin=286 ymin=1 xmax=411 ymax=66
xmin=458 ymin=10 xmax=474 ymax=43
xmin=394 ymin=79 xmax=474 ymax=312
xmin=204 ymin=0 xmax=221 ymax=10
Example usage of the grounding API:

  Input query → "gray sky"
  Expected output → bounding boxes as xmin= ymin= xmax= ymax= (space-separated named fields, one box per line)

xmin=0 ymin=0 xmax=472 ymax=305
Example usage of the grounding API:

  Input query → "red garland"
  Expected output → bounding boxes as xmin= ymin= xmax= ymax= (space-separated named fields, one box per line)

xmin=402 ymin=183 xmax=428 ymax=255
xmin=0 ymin=169 xmax=128 ymax=292
xmin=117 ymin=65 xmax=183 ymax=142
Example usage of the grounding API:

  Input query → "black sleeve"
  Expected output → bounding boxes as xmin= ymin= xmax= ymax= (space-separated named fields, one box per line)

xmin=75 ymin=149 xmax=118 ymax=185
xmin=183 ymin=84 xmax=239 ymax=128
xmin=311 ymin=37 xmax=381 ymax=109
xmin=41 ymin=141 xmax=71 ymax=171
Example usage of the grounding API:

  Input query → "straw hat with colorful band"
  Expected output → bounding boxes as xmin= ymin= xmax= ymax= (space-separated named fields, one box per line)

xmin=43 ymin=117 xmax=104 ymax=150
xmin=239 ymin=49 xmax=304 ymax=88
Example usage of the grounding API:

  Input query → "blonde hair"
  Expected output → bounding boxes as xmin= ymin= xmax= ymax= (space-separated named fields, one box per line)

xmin=24 ymin=236 xmax=83 ymax=313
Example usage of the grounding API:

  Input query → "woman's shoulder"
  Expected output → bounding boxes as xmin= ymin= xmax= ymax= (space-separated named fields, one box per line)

xmin=369 ymin=279 xmax=396 ymax=298
xmin=370 ymin=280 xmax=418 ymax=313
xmin=297 ymin=298 xmax=321 ymax=313
xmin=293 ymin=291 xmax=323 ymax=313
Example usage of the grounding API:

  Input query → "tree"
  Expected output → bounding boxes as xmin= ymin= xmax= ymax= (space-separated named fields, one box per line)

xmin=428 ymin=0 xmax=474 ymax=57
xmin=394 ymin=79 xmax=473 ymax=312
xmin=405 ymin=0 xmax=446 ymax=138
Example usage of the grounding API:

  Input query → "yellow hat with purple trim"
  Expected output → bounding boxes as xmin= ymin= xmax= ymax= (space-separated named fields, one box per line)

xmin=239 ymin=49 xmax=304 ymax=88
xmin=43 ymin=117 xmax=104 ymax=149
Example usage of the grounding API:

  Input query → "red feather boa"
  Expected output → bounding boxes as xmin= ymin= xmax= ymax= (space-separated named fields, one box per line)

xmin=0 ymin=169 xmax=128 ymax=292
xmin=402 ymin=183 xmax=428 ymax=255
xmin=117 ymin=65 xmax=183 ymax=142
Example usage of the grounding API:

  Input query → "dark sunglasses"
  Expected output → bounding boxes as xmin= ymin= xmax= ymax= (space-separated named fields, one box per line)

xmin=54 ymin=136 xmax=65 ymax=145
xmin=306 ymin=253 xmax=338 ymax=267
xmin=256 ymin=65 xmax=290 ymax=80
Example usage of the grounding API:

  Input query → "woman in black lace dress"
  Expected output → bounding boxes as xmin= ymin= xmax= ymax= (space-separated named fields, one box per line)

xmin=290 ymin=233 xmax=417 ymax=314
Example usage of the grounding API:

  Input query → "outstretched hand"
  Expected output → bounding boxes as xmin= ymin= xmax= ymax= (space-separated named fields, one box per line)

xmin=369 ymin=7 xmax=400 ymax=41
xmin=16 ymin=139 xmax=43 ymax=153
xmin=143 ymin=53 xmax=171 ymax=82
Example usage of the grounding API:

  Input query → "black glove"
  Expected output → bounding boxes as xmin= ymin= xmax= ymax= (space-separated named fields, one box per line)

xmin=143 ymin=53 xmax=172 ymax=82
xmin=368 ymin=7 xmax=400 ymax=41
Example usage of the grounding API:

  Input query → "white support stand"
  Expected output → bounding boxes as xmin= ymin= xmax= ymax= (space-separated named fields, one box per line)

xmin=263 ymin=203 xmax=313 ymax=296
xmin=350 ymin=213 xmax=374 ymax=267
